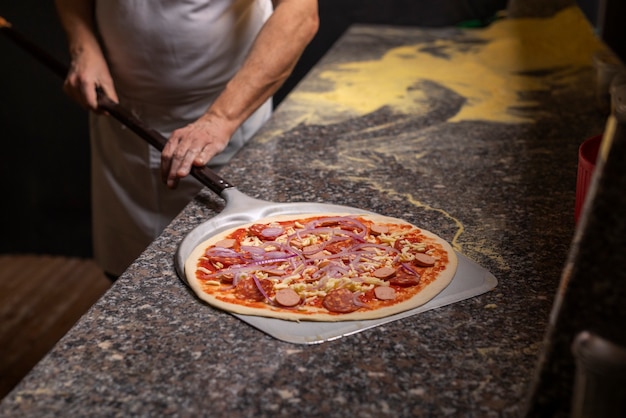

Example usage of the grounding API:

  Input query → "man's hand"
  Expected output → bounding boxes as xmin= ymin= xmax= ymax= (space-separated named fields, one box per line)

xmin=64 ymin=47 xmax=118 ymax=111
xmin=161 ymin=112 xmax=234 ymax=189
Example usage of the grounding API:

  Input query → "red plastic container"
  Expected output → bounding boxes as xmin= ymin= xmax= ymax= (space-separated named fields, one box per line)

xmin=575 ymin=134 xmax=603 ymax=223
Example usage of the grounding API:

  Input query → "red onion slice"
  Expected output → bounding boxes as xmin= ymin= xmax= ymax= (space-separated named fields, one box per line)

xmin=251 ymin=275 xmax=273 ymax=304
xmin=240 ymin=245 xmax=267 ymax=255
xmin=401 ymin=262 xmax=420 ymax=276
xmin=248 ymin=255 xmax=296 ymax=266
xmin=205 ymin=247 xmax=241 ymax=257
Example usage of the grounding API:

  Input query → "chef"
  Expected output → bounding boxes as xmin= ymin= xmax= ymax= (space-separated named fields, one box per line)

xmin=55 ymin=0 xmax=319 ymax=279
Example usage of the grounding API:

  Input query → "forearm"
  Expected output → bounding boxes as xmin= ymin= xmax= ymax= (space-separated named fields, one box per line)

xmin=55 ymin=0 xmax=101 ymax=60
xmin=161 ymin=0 xmax=318 ymax=188
xmin=202 ymin=0 xmax=319 ymax=133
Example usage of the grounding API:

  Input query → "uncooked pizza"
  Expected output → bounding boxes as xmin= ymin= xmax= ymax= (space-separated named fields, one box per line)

xmin=184 ymin=213 xmax=457 ymax=321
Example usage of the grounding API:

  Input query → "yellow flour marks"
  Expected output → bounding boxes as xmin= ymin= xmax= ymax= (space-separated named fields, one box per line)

xmin=288 ymin=6 xmax=602 ymax=127
xmin=404 ymin=192 xmax=465 ymax=251
xmin=479 ymin=7 xmax=601 ymax=73
xmin=335 ymin=175 xmax=510 ymax=271
xmin=464 ymin=238 xmax=510 ymax=272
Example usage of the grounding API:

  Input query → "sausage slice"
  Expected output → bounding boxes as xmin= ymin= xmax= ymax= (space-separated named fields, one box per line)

xmin=374 ymin=286 xmax=396 ymax=300
xmin=214 ymin=238 xmax=236 ymax=248
xmin=370 ymin=224 xmax=389 ymax=235
xmin=372 ymin=266 xmax=396 ymax=279
xmin=275 ymin=288 xmax=301 ymax=307
xmin=413 ymin=253 xmax=436 ymax=267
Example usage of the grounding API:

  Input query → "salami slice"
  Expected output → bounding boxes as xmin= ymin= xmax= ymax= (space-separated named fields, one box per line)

xmin=388 ymin=271 xmax=421 ymax=287
xmin=235 ymin=277 xmax=272 ymax=301
xmin=322 ymin=288 xmax=359 ymax=313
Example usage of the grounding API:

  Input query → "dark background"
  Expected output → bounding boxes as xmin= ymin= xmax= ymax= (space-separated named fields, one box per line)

xmin=0 ymin=0 xmax=604 ymax=258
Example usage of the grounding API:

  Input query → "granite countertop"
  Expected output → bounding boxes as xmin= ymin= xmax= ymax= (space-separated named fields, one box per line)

xmin=0 ymin=8 xmax=609 ymax=417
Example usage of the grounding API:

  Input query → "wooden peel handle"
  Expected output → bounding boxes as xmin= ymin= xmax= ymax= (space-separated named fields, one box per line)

xmin=0 ymin=16 xmax=67 ymax=79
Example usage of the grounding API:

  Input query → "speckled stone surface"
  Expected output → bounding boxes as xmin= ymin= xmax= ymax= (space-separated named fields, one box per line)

xmin=0 ymin=20 xmax=609 ymax=417
xmin=525 ymin=82 xmax=626 ymax=416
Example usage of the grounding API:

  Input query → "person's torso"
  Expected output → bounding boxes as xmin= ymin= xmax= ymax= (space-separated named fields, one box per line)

xmin=96 ymin=0 xmax=272 ymax=105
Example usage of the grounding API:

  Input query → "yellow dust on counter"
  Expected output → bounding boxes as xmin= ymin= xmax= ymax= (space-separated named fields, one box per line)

xmin=287 ymin=6 xmax=603 ymax=127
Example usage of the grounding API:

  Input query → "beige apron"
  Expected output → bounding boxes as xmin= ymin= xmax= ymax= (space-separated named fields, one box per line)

xmin=92 ymin=0 xmax=272 ymax=276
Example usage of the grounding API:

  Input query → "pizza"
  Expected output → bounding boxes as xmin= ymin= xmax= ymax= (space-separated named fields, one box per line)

xmin=184 ymin=213 xmax=457 ymax=321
